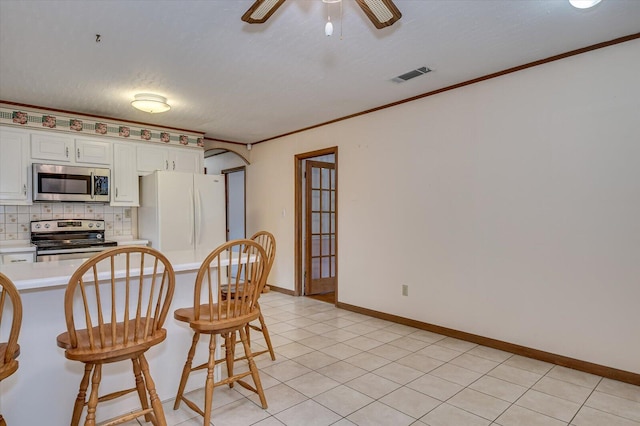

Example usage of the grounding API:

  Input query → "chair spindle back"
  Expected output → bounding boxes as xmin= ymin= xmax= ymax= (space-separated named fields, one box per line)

xmin=63 ymin=246 xmax=175 ymax=352
xmin=192 ymin=239 xmax=267 ymax=327
xmin=0 ymin=273 xmax=22 ymax=380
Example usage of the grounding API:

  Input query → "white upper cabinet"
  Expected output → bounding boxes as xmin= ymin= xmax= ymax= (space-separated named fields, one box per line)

xmin=30 ymin=132 xmax=74 ymax=163
xmin=170 ymin=148 xmax=202 ymax=173
xmin=0 ymin=128 xmax=31 ymax=204
xmin=137 ymin=145 xmax=203 ymax=174
xmin=31 ymin=132 xmax=111 ymax=165
xmin=1 ymin=126 xmax=202 ymax=206
xmin=136 ymin=145 xmax=169 ymax=174
xmin=75 ymin=137 xmax=112 ymax=165
xmin=111 ymin=143 xmax=139 ymax=206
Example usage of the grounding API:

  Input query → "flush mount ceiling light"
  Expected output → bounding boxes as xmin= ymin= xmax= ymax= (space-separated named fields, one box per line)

xmin=131 ymin=93 xmax=171 ymax=113
xmin=569 ymin=0 xmax=602 ymax=9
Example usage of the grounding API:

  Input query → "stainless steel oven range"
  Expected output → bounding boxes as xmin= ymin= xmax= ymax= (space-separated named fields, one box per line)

xmin=31 ymin=219 xmax=117 ymax=262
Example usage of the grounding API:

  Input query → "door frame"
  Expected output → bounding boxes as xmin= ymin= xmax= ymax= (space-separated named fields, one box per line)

xmin=222 ymin=166 xmax=246 ymax=242
xmin=294 ymin=146 xmax=338 ymax=300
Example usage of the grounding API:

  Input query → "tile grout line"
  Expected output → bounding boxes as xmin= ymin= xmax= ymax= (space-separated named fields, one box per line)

xmin=172 ymin=294 xmax=638 ymax=426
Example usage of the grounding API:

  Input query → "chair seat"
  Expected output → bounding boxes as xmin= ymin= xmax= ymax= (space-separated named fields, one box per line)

xmin=56 ymin=319 xmax=167 ymax=362
xmin=0 ymin=342 xmax=20 ymax=380
xmin=175 ymin=303 xmax=260 ymax=333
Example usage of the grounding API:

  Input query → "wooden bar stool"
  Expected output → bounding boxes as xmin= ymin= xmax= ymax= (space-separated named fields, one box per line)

xmin=55 ymin=246 xmax=175 ymax=426
xmin=0 ymin=273 xmax=23 ymax=426
xmin=223 ymin=231 xmax=277 ymax=361
xmin=173 ymin=239 xmax=268 ymax=425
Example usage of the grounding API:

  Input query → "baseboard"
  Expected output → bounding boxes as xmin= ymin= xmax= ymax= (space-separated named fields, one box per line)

xmin=267 ymin=284 xmax=296 ymax=296
xmin=336 ymin=301 xmax=640 ymax=386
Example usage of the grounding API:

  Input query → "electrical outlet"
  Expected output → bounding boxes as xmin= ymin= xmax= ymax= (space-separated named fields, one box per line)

xmin=402 ymin=284 xmax=408 ymax=296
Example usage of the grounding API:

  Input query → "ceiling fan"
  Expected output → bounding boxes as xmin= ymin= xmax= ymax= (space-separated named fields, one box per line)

xmin=241 ymin=0 xmax=402 ymax=30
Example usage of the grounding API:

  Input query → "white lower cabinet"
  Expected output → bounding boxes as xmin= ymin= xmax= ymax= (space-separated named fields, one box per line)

xmin=1 ymin=252 xmax=35 ymax=265
xmin=112 ymin=143 xmax=139 ymax=206
xmin=0 ymin=127 xmax=31 ymax=204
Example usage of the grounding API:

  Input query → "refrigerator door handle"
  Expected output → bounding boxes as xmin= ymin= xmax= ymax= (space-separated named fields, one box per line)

xmin=195 ymin=189 xmax=202 ymax=245
xmin=188 ymin=188 xmax=194 ymax=245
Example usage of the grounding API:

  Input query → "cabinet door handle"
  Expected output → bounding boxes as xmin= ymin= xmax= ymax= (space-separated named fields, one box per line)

xmin=23 ymin=184 xmax=27 ymax=195
xmin=116 ymin=187 xmax=119 ymax=197
xmin=66 ymin=147 xmax=69 ymax=158
xmin=165 ymin=160 xmax=168 ymax=170
xmin=77 ymin=148 xmax=80 ymax=159
xmin=10 ymin=259 xmax=27 ymax=263
xmin=173 ymin=160 xmax=176 ymax=170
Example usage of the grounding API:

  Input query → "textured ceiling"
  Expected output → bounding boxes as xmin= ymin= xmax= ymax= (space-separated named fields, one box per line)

xmin=1 ymin=0 xmax=639 ymax=144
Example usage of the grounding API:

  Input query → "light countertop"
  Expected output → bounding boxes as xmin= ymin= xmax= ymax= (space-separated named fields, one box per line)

xmin=110 ymin=236 xmax=149 ymax=246
xmin=0 ymin=240 xmax=36 ymax=253
xmin=0 ymin=248 xmax=219 ymax=291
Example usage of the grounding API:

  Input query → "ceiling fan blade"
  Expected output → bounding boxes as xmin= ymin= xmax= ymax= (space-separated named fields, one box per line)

xmin=242 ymin=0 xmax=287 ymax=24
xmin=354 ymin=0 xmax=402 ymax=29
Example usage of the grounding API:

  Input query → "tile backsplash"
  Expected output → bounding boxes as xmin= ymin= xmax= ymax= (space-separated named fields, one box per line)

xmin=0 ymin=204 xmax=137 ymax=241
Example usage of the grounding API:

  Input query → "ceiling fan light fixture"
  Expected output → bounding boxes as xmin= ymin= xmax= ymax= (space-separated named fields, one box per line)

xmin=242 ymin=0 xmax=286 ymax=23
xmin=131 ymin=93 xmax=171 ymax=114
xmin=355 ymin=0 xmax=402 ymax=29
xmin=325 ymin=19 xmax=334 ymax=36
xmin=569 ymin=0 xmax=602 ymax=8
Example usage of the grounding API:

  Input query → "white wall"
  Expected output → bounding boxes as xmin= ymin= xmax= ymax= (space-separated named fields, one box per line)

xmin=247 ymin=40 xmax=640 ymax=374
xmin=204 ymin=151 xmax=246 ymax=174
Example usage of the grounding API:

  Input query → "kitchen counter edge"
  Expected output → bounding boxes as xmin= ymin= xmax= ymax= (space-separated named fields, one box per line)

xmin=0 ymin=249 xmax=211 ymax=291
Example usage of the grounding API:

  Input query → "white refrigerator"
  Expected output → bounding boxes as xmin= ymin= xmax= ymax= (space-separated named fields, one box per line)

xmin=138 ymin=171 xmax=226 ymax=252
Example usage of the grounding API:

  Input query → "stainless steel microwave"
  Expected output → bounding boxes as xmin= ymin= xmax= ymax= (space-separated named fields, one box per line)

xmin=32 ymin=163 xmax=110 ymax=202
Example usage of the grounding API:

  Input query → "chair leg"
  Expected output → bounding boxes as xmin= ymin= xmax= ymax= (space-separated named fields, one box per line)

xmin=132 ymin=357 xmax=153 ymax=423
xmin=71 ymin=363 xmax=93 ymax=426
xmin=139 ymin=353 xmax=167 ymax=426
xmin=238 ymin=327 xmax=267 ymax=408
xmin=0 ymin=414 xmax=6 ymax=426
xmin=258 ymin=312 xmax=276 ymax=361
xmin=174 ymin=332 xmax=200 ymax=410
xmin=224 ymin=333 xmax=235 ymax=388
xmin=203 ymin=334 xmax=217 ymax=426
xmin=84 ymin=364 xmax=102 ymax=426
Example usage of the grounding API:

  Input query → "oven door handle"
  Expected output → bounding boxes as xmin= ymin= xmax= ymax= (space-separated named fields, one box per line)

xmin=90 ymin=172 xmax=95 ymax=199
xmin=37 ymin=246 xmax=110 ymax=255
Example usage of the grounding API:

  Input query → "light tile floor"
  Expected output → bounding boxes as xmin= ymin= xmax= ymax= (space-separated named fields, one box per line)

xmin=127 ymin=292 xmax=640 ymax=426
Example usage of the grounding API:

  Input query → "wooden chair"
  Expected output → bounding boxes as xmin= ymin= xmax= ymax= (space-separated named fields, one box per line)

xmin=173 ymin=239 xmax=268 ymax=425
xmin=241 ymin=231 xmax=276 ymax=360
xmin=0 ymin=273 xmax=23 ymax=426
xmin=56 ymin=246 xmax=175 ymax=426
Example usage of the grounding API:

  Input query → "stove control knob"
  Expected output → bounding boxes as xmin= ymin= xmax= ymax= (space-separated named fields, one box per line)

xmin=35 ymin=224 xmax=41 ymax=229
xmin=44 ymin=223 xmax=50 ymax=229
xmin=95 ymin=222 xmax=102 ymax=228
xmin=97 ymin=233 xmax=103 ymax=240
xmin=88 ymin=223 xmax=94 ymax=228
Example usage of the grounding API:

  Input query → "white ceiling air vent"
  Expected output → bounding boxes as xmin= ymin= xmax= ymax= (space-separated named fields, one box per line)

xmin=392 ymin=66 xmax=432 ymax=83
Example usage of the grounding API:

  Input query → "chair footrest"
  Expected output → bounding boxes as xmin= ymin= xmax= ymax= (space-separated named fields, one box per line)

xmin=97 ymin=386 xmax=137 ymax=404
xmin=102 ymin=407 xmax=154 ymax=426
xmin=178 ymin=396 xmax=205 ymax=417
